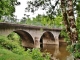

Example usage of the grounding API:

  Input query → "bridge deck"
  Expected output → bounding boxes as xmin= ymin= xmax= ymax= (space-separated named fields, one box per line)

xmin=0 ymin=22 xmax=62 ymax=31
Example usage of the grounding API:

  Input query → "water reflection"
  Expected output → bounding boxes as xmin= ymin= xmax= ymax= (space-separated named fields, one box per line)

xmin=41 ymin=43 xmax=70 ymax=60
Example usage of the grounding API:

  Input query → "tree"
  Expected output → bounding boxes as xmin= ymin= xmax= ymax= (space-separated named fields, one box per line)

xmin=61 ymin=0 xmax=80 ymax=59
xmin=25 ymin=0 xmax=60 ymax=20
xmin=25 ymin=0 xmax=63 ymax=27
xmin=0 ymin=0 xmax=20 ymax=20
xmin=26 ymin=0 xmax=78 ymax=43
xmin=20 ymin=14 xmax=63 ymax=28
xmin=61 ymin=0 xmax=78 ymax=44
xmin=26 ymin=0 xmax=80 ymax=59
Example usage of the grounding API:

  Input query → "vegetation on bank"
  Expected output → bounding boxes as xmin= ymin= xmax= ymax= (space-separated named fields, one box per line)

xmin=0 ymin=34 xmax=50 ymax=60
xmin=0 ymin=47 xmax=50 ymax=60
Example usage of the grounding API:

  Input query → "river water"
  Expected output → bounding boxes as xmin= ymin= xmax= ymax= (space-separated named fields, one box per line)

xmin=41 ymin=42 xmax=71 ymax=60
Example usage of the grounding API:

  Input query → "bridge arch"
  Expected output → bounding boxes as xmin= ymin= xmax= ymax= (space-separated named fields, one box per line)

xmin=8 ymin=30 xmax=34 ymax=48
xmin=40 ymin=31 xmax=55 ymax=48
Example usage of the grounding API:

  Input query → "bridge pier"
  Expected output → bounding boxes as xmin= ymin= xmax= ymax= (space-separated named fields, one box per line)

xmin=54 ymin=36 xmax=59 ymax=45
xmin=34 ymin=37 xmax=40 ymax=48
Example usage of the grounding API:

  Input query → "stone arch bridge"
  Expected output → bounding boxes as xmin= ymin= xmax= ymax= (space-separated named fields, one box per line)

xmin=0 ymin=23 xmax=63 ymax=48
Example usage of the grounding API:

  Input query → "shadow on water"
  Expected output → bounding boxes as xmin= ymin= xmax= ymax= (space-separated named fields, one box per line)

xmin=41 ymin=42 xmax=70 ymax=60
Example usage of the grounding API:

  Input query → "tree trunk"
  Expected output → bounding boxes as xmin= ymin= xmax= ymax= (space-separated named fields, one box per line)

xmin=67 ymin=0 xmax=78 ymax=44
xmin=61 ymin=0 xmax=71 ymax=40
xmin=61 ymin=0 xmax=78 ymax=44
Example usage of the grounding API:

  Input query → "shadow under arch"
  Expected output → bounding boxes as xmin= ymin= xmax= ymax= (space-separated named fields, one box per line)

xmin=58 ymin=32 xmax=65 ymax=43
xmin=40 ymin=31 xmax=55 ymax=48
xmin=13 ymin=30 xmax=34 ymax=49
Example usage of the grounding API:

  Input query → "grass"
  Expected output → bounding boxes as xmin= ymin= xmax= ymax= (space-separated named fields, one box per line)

xmin=0 ymin=47 xmax=32 ymax=60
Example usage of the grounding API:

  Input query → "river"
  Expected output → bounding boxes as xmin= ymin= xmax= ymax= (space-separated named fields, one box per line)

xmin=41 ymin=42 xmax=71 ymax=60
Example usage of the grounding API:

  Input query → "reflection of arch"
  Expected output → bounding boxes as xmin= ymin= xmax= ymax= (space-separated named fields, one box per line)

xmin=40 ymin=31 xmax=55 ymax=48
xmin=13 ymin=30 xmax=34 ymax=48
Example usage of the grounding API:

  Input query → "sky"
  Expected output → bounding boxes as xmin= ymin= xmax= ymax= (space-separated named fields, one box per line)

xmin=14 ymin=0 xmax=77 ymax=20
xmin=14 ymin=0 xmax=29 ymax=19
xmin=14 ymin=0 xmax=46 ymax=20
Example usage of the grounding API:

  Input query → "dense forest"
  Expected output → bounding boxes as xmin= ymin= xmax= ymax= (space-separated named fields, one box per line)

xmin=0 ymin=0 xmax=80 ymax=60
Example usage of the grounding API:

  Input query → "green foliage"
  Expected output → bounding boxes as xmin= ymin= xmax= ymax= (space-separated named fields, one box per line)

xmin=60 ymin=30 xmax=70 ymax=43
xmin=77 ymin=17 xmax=80 ymax=41
xmin=8 ymin=32 xmax=20 ymax=42
xmin=0 ymin=35 xmax=24 ymax=55
xmin=72 ymin=2 xmax=80 ymax=58
xmin=23 ymin=48 xmax=50 ymax=60
xmin=0 ymin=0 xmax=19 ymax=18
xmin=53 ymin=16 xmax=63 ymax=28
xmin=67 ymin=42 xmax=80 ymax=58
xmin=20 ymin=14 xmax=63 ymax=28
xmin=0 ymin=34 xmax=50 ymax=60
xmin=0 ymin=0 xmax=20 ymax=22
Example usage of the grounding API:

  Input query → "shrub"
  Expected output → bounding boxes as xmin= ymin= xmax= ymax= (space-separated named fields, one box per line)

xmin=0 ymin=35 xmax=24 ymax=54
xmin=24 ymin=48 xmax=50 ymax=60
xmin=0 ymin=35 xmax=51 ymax=60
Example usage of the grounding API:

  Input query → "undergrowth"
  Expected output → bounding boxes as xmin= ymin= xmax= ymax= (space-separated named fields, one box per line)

xmin=0 ymin=35 xmax=50 ymax=60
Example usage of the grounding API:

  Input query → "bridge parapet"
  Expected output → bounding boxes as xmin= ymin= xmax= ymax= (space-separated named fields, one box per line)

xmin=0 ymin=22 xmax=62 ymax=31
